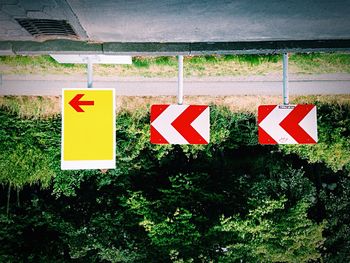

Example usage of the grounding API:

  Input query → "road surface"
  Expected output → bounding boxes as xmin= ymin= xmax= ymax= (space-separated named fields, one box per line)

xmin=0 ymin=74 xmax=349 ymax=96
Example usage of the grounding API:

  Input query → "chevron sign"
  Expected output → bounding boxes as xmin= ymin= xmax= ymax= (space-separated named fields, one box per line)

xmin=258 ymin=104 xmax=318 ymax=144
xmin=151 ymin=105 xmax=210 ymax=144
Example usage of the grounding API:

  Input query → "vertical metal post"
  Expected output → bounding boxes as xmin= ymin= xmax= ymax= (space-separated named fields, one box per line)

xmin=178 ymin=55 xmax=184 ymax=105
xmin=282 ymin=53 xmax=289 ymax=105
xmin=87 ymin=57 xmax=93 ymax=88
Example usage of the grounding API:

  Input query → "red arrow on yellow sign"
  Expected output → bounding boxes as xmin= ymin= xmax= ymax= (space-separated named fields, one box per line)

xmin=69 ymin=94 xmax=95 ymax=112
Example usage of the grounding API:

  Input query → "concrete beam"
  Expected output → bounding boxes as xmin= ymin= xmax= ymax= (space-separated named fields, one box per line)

xmin=0 ymin=42 xmax=14 ymax=55
xmin=190 ymin=40 xmax=350 ymax=55
xmin=0 ymin=39 xmax=349 ymax=55
xmin=103 ymin=43 xmax=190 ymax=55
xmin=11 ymin=40 xmax=103 ymax=55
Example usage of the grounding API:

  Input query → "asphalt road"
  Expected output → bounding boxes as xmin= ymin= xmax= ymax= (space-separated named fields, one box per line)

xmin=1 ymin=75 xmax=350 ymax=96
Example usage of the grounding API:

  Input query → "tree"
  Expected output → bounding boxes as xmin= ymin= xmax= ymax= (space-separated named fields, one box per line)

xmin=217 ymin=198 xmax=324 ymax=263
xmin=0 ymin=144 xmax=54 ymax=215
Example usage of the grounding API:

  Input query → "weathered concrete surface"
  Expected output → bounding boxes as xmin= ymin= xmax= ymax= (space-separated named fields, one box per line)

xmin=3 ymin=39 xmax=350 ymax=55
xmin=67 ymin=0 xmax=350 ymax=42
xmin=12 ymin=40 xmax=103 ymax=55
xmin=0 ymin=0 xmax=88 ymax=41
xmin=0 ymin=41 xmax=14 ymax=55
xmin=0 ymin=0 xmax=350 ymax=53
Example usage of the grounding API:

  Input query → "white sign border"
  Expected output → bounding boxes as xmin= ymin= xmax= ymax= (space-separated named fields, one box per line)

xmin=151 ymin=104 xmax=210 ymax=145
xmin=61 ymin=88 xmax=116 ymax=170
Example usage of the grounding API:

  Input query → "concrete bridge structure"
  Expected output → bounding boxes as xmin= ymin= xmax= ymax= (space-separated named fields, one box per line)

xmin=0 ymin=0 xmax=349 ymax=55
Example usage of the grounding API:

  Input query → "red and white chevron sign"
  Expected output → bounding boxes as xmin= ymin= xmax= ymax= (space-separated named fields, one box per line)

xmin=258 ymin=104 xmax=318 ymax=144
xmin=151 ymin=105 xmax=210 ymax=144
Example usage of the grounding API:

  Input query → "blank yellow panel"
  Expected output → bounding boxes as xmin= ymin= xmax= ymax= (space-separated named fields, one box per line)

xmin=63 ymin=89 xmax=114 ymax=161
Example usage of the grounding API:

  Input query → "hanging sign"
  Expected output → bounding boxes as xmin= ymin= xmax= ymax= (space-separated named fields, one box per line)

xmin=61 ymin=88 xmax=116 ymax=170
xmin=258 ymin=104 xmax=317 ymax=144
xmin=151 ymin=104 xmax=210 ymax=144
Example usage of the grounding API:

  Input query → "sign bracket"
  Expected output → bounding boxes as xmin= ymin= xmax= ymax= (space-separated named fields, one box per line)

xmin=50 ymin=54 xmax=132 ymax=89
xmin=282 ymin=53 xmax=289 ymax=105
xmin=178 ymin=55 xmax=184 ymax=105
xmin=87 ymin=57 xmax=93 ymax=88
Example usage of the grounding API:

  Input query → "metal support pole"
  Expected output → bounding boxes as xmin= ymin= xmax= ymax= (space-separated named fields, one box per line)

xmin=87 ymin=57 xmax=93 ymax=88
xmin=282 ymin=53 xmax=289 ymax=105
xmin=178 ymin=55 xmax=184 ymax=105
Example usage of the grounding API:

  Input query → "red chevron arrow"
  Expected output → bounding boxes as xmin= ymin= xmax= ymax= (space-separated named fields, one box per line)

xmin=150 ymin=104 xmax=170 ymax=144
xmin=171 ymin=105 xmax=207 ymax=144
xmin=258 ymin=105 xmax=278 ymax=144
xmin=279 ymin=104 xmax=316 ymax=144
xmin=69 ymin=94 xmax=94 ymax=112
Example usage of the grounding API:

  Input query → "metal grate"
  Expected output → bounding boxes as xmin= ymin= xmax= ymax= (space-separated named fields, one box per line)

xmin=16 ymin=19 xmax=77 ymax=37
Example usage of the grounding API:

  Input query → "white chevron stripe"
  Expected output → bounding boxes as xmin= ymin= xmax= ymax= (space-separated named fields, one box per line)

xmin=259 ymin=106 xmax=297 ymax=144
xmin=191 ymin=107 xmax=210 ymax=143
xmin=151 ymin=105 xmax=189 ymax=144
xmin=299 ymin=106 xmax=318 ymax=142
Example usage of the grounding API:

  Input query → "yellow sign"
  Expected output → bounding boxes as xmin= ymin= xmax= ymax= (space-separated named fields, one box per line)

xmin=61 ymin=89 xmax=115 ymax=170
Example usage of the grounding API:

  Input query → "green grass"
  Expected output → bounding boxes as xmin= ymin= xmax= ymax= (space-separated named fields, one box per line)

xmin=1 ymin=95 xmax=349 ymax=119
xmin=0 ymin=53 xmax=349 ymax=77
xmin=222 ymin=54 xmax=281 ymax=64
xmin=0 ymin=96 xmax=60 ymax=119
xmin=0 ymin=55 xmax=83 ymax=69
xmin=155 ymin=56 xmax=177 ymax=66
xmin=289 ymin=53 xmax=350 ymax=74
xmin=133 ymin=57 xmax=151 ymax=68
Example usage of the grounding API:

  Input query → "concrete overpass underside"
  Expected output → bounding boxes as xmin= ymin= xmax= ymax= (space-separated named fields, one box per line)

xmin=0 ymin=0 xmax=350 ymax=55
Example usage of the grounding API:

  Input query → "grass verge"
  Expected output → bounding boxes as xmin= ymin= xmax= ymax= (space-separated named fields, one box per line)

xmin=1 ymin=95 xmax=349 ymax=119
xmin=1 ymin=53 xmax=349 ymax=77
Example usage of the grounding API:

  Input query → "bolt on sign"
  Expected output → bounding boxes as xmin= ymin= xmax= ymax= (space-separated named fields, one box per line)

xmin=258 ymin=104 xmax=318 ymax=144
xmin=150 ymin=105 xmax=210 ymax=144
xmin=61 ymin=89 xmax=115 ymax=170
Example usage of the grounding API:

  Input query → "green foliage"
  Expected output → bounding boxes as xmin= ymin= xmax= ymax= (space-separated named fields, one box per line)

xmin=218 ymin=198 xmax=324 ymax=263
xmin=132 ymin=57 xmax=150 ymax=68
xmin=0 ymin=55 xmax=54 ymax=66
xmin=0 ymin=199 xmax=74 ymax=262
xmin=289 ymin=53 xmax=350 ymax=73
xmin=65 ymin=211 xmax=145 ymax=262
xmin=321 ymin=177 xmax=350 ymax=263
xmin=0 ymin=55 xmax=85 ymax=69
xmin=140 ymin=208 xmax=200 ymax=250
xmin=280 ymin=103 xmax=350 ymax=171
xmin=0 ymin=144 xmax=54 ymax=189
xmin=0 ymin=101 xmax=349 ymax=262
xmin=52 ymin=170 xmax=85 ymax=197
xmin=155 ymin=56 xmax=177 ymax=66
xmin=250 ymin=165 xmax=316 ymax=205
xmin=223 ymin=54 xmax=281 ymax=65
xmin=187 ymin=54 xmax=281 ymax=66
xmin=0 ymin=109 xmax=59 ymax=190
xmin=0 ymin=96 xmax=55 ymax=118
xmin=2 ymin=53 xmax=350 ymax=77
